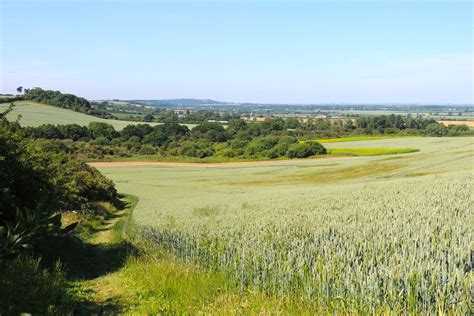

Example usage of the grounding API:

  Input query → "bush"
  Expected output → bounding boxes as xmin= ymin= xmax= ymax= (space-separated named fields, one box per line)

xmin=191 ymin=122 xmax=227 ymax=142
xmin=138 ymin=145 xmax=157 ymax=155
xmin=425 ymin=123 xmax=447 ymax=137
xmin=286 ymin=142 xmax=326 ymax=158
xmin=0 ymin=114 xmax=117 ymax=256
xmin=179 ymin=141 xmax=214 ymax=158
xmin=245 ymin=136 xmax=280 ymax=156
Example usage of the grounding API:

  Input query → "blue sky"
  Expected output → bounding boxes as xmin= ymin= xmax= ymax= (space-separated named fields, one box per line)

xmin=1 ymin=0 xmax=472 ymax=104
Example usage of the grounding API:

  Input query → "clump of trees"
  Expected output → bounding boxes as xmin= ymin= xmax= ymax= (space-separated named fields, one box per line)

xmin=20 ymin=119 xmax=330 ymax=160
xmin=287 ymin=142 xmax=327 ymax=158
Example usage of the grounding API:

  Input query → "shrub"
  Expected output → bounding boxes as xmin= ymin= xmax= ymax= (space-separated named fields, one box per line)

xmin=1 ymin=112 xmax=117 ymax=256
xmin=179 ymin=141 xmax=214 ymax=158
xmin=138 ymin=145 xmax=157 ymax=155
xmin=245 ymin=136 xmax=280 ymax=156
xmin=286 ymin=141 xmax=326 ymax=158
xmin=425 ymin=123 xmax=447 ymax=137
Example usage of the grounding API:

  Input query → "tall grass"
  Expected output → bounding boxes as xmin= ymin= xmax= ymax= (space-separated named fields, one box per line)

xmin=0 ymin=257 xmax=70 ymax=315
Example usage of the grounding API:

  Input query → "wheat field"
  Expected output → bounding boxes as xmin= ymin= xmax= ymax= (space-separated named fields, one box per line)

xmin=97 ymin=137 xmax=473 ymax=313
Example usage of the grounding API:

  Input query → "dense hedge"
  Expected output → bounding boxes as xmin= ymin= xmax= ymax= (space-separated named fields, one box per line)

xmin=0 ymin=107 xmax=117 ymax=257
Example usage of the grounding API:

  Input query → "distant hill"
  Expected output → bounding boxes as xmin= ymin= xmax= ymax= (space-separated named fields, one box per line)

xmin=131 ymin=99 xmax=228 ymax=107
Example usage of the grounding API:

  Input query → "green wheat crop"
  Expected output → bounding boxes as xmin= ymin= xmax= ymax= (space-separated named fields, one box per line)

xmin=98 ymin=137 xmax=474 ymax=314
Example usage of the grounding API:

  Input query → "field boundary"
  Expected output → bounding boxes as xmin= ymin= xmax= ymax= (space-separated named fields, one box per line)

xmin=88 ymin=156 xmax=360 ymax=168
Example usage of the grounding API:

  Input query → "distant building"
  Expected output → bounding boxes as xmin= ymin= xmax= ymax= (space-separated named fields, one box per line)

xmin=208 ymin=120 xmax=229 ymax=124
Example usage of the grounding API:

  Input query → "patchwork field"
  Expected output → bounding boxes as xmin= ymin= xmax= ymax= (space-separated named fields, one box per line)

xmin=439 ymin=120 xmax=474 ymax=128
xmin=96 ymin=137 xmax=473 ymax=313
xmin=0 ymin=101 xmax=197 ymax=130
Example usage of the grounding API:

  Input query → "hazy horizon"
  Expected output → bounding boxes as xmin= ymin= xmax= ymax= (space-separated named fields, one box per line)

xmin=1 ymin=0 xmax=472 ymax=104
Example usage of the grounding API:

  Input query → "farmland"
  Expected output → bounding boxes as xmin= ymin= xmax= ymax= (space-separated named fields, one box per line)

xmin=96 ymin=137 xmax=473 ymax=313
xmin=0 ymin=101 xmax=197 ymax=130
xmin=439 ymin=120 xmax=474 ymax=128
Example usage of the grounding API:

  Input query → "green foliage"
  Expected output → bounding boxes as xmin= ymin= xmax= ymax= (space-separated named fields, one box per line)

xmin=425 ymin=123 xmax=448 ymax=136
xmin=0 ymin=208 xmax=62 ymax=258
xmin=226 ymin=119 xmax=248 ymax=135
xmin=446 ymin=124 xmax=470 ymax=136
xmin=0 ymin=109 xmax=117 ymax=256
xmin=0 ymin=125 xmax=59 ymax=221
xmin=179 ymin=141 xmax=215 ymax=158
xmin=245 ymin=136 xmax=280 ymax=156
xmin=88 ymin=121 xmax=118 ymax=139
xmin=143 ymin=113 xmax=154 ymax=122
xmin=286 ymin=141 xmax=326 ymax=158
xmin=23 ymin=87 xmax=113 ymax=118
xmin=121 ymin=123 xmax=153 ymax=140
xmin=0 ymin=256 xmax=70 ymax=315
xmin=191 ymin=122 xmax=228 ymax=142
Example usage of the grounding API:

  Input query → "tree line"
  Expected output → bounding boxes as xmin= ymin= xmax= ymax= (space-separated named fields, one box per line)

xmin=17 ymin=87 xmax=114 ymax=119
xmin=13 ymin=110 xmax=471 ymax=161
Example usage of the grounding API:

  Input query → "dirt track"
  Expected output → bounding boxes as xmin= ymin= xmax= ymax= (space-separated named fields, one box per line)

xmin=88 ymin=156 xmax=357 ymax=169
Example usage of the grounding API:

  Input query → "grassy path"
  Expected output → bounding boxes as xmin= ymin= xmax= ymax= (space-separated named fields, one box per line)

xmin=67 ymin=196 xmax=321 ymax=314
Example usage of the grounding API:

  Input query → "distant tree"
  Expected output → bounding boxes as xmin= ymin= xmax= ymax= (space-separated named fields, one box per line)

xmin=143 ymin=113 xmax=154 ymax=122
xmin=143 ymin=131 xmax=168 ymax=147
xmin=425 ymin=123 xmax=447 ymax=137
xmin=285 ymin=117 xmax=301 ymax=129
xmin=88 ymin=122 xmax=117 ymax=139
xmin=227 ymin=119 xmax=248 ymax=136
xmin=16 ymin=86 xmax=23 ymax=94
xmin=191 ymin=122 xmax=228 ymax=142
xmin=261 ymin=118 xmax=285 ymax=134
xmin=58 ymin=124 xmax=90 ymax=141
xmin=286 ymin=142 xmax=326 ymax=158
xmin=28 ymin=124 xmax=63 ymax=139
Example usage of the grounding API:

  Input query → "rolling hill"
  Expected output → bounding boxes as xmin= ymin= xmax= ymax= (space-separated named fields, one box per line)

xmin=0 ymin=101 xmax=196 ymax=130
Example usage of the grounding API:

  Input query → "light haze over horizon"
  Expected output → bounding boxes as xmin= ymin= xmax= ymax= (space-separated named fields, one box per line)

xmin=1 ymin=0 xmax=473 ymax=104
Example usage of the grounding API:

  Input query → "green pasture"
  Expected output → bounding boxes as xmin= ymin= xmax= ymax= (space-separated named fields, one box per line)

xmin=97 ymin=137 xmax=473 ymax=313
xmin=0 ymin=101 xmax=197 ymax=130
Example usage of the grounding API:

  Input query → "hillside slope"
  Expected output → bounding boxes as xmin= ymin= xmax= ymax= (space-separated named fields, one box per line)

xmin=0 ymin=101 xmax=196 ymax=130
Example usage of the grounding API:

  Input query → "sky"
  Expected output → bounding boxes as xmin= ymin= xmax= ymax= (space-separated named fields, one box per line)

xmin=1 ymin=0 xmax=472 ymax=104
